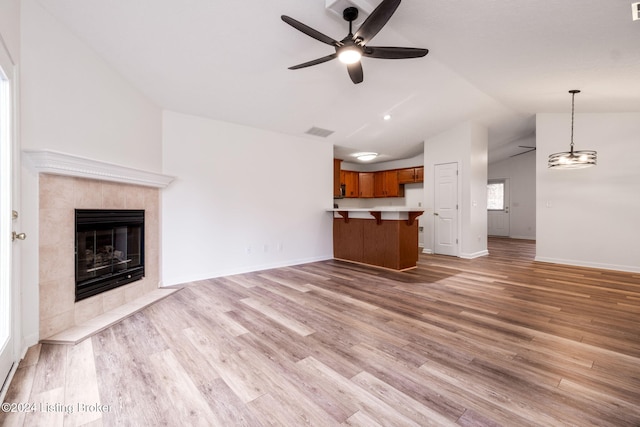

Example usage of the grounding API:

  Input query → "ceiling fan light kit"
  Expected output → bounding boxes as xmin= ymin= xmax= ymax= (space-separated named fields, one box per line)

xmin=281 ymin=0 xmax=428 ymax=84
xmin=338 ymin=44 xmax=362 ymax=64
xmin=548 ymin=90 xmax=597 ymax=170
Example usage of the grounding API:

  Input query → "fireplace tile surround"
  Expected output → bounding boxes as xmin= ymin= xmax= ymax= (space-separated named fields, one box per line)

xmin=39 ymin=174 xmax=161 ymax=339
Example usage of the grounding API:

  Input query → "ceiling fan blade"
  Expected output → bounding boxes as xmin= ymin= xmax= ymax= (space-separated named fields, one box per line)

xmin=363 ymin=46 xmax=428 ymax=59
xmin=281 ymin=15 xmax=339 ymax=47
xmin=353 ymin=0 xmax=401 ymax=45
xmin=510 ymin=148 xmax=536 ymax=157
xmin=288 ymin=53 xmax=337 ymax=70
xmin=347 ymin=62 xmax=363 ymax=84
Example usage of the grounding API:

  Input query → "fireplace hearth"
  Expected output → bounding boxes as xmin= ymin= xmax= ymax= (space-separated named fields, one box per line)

xmin=75 ymin=209 xmax=145 ymax=302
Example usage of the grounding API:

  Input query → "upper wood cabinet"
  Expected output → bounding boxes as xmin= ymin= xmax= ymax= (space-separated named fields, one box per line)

xmin=358 ymin=172 xmax=375 ymax=198
xmin=374 ymin=170 xmax=403 ymax=197
xmin=397 ymin=167 xmax=424 ymax=184
xmin=333 ymin=159 xmax=342 ymax=198
xmin=334 ymin=162 xmax=423 ymax=199
xmin=341 ymin=170 xmax=359 ymax=198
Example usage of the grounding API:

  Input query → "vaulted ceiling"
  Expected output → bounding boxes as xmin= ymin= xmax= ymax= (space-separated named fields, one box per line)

xmin=35 ymin=0 xmax=640 ymax=163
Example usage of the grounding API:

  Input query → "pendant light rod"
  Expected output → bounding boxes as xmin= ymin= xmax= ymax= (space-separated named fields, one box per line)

xmin=569 ymin=89 xmax=580 ymax=154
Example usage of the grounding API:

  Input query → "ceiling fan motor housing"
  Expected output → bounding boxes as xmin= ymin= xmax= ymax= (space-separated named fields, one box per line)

xmin=343 ymin=7 xmax=359 ymax=22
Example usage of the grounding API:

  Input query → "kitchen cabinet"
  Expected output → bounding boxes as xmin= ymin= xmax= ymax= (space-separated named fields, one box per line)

xmin=335 ymin=163 xmax=423 ymax=199
xmin=358 ymin=172 xmax=375 ymax=198
xmin=333 ymin=159 xmax=342 ymax=198
xmin=374 ymin=170 xmax=403 ymax=197
xmin=341 ymin=170 xmax=359 ymax=198
xmin=398 ymin=167 xmax=424 ymax=184
xmin=332 ymin=208 xmax=424 ymax=270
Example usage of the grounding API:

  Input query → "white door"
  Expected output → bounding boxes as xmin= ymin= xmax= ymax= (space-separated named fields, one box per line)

xmin=0 ymin=45 xmax=18 ymax=395
xmin=434 ymin=162 xmax=458 ymax=256
xmin=487 ymin=179 xmax=510 ymax=236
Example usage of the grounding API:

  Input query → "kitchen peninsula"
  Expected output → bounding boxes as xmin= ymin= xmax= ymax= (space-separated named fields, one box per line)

xmin=330 ymin=208 xmax=424 ymax=270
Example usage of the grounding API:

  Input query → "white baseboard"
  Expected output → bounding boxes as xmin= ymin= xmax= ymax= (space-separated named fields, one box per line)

xmin=460 ymin=250 xmax=489 ymax=259
xmin=534 ymin=256 xmax=640 ymax=273
xmin=508 ymin=235 xmax=536 ymax=240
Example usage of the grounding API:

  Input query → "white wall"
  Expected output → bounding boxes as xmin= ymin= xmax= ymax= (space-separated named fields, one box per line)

xmin=161 ymin=111 xmax=334 ymax=285
xmin=536 ymin=113 xmax=640 ymax=272
xmin=19 ymin=0 xmax=163 ymax=346
xmin=489 ymin=146 xmax=536 ymax=240
xmin=20 ymin=0 xmax=162 ymax=171
xmin=342 ymin=153 xmax=424 ymax=172
xmin=0 ymin=0 xmax=20 ymax=62
xmin=424 ymin=121 xmax=488 ymax=258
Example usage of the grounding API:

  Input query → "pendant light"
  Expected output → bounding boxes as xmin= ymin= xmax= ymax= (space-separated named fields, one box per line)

xmin=548 ymin=90 xmax=597 ymax=169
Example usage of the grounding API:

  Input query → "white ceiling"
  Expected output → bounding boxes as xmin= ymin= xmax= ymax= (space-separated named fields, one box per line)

xmin=35 ymin=0 xmax=640 ymax=164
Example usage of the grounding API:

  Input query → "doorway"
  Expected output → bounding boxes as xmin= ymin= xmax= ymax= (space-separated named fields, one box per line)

xmin=434 ymin=162 xmax=459 ymax=256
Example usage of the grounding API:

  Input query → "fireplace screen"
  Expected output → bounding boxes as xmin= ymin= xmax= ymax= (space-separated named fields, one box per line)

xmin=75 ymin=209 xmax=145 ymax=302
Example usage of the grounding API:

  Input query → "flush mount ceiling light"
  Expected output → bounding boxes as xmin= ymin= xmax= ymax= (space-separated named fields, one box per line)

xmin=353 ymin=152 xmax=378 ymax=161
xmin=548 ymin=90 xmax=597 ymax=169
xmin=383 ymin=114 xmax=392 ymax=120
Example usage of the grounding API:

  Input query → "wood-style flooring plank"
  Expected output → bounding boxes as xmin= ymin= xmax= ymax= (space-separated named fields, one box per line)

xmin=2 ymin=238 xmax=640 ymax=426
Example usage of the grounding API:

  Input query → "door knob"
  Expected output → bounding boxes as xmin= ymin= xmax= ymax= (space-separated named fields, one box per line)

xmin=12 ymin=231 xmax=26 ymax=241
xmin=434 ymin=212 xmax=439 ymax=216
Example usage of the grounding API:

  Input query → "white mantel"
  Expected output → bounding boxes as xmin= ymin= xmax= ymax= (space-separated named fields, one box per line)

xmin=23 ymin=149 xmax=175 ymax=188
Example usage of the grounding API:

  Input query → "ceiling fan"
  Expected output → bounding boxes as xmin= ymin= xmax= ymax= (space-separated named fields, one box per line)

xmin=281 ymin=0 xmax=428 ymax=84
xmin=510 ymin=146 xmax=537 ymax=157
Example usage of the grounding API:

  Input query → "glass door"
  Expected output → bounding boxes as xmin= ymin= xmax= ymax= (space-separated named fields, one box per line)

xmin=0 ymin=43 xmax=16 ymax=394
xmin=487 ymin=178 xmax=510 ymax=237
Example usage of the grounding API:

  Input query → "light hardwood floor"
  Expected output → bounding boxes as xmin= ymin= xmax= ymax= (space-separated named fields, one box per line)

xmin=2 ymin=238 xmax=640 ymax=426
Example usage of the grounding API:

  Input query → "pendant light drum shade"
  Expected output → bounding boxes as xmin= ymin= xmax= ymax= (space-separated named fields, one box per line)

xmin=548 ymin=149 xmax=597 ymax=169
xmin=548 ymin=90 xmax=597 ymax=169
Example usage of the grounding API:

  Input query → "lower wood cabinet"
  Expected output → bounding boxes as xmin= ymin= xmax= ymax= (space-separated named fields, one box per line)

xmin=333 ymin=218 xmax=419 ymax=270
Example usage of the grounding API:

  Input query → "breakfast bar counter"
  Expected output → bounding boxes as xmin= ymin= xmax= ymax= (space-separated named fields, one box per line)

xmin=329 ymin=208 xmax=424 ymax=270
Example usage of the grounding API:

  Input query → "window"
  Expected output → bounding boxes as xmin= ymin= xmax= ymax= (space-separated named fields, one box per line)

xmin=487 ymin=180 xmax=505 ymax=211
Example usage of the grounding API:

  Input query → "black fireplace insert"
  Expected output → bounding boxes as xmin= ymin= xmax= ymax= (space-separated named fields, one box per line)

xmin=75 ymin=209 xmax=145 ymax=302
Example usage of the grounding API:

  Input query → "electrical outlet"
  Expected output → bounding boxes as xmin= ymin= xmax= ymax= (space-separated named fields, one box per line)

xmin=633 ymin=2 xmax=640 ymax=21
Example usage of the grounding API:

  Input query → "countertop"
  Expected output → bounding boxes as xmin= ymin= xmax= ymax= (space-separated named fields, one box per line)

xmin=327 ymin=207 xmax=424 ymax=212
xmin=328 ymin=208 xmax=424 ymax=224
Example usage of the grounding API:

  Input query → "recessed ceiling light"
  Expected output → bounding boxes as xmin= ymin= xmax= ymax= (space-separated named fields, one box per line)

xmin=352 ymin=152 xmax=378 ymax=161
xmin=383 ymin=114 xmax=392 ymax=121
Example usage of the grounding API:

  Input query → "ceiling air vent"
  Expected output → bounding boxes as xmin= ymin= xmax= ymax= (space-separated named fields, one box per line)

xmin=633 ymin=2 xmax=640 ymax=21
xmin=305 ymin=126 xmax=335 ymax=138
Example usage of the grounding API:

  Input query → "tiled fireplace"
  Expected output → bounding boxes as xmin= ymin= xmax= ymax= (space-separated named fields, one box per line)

xmin=39 ymin=174 xmax=160 ymax=338
xmin=24 ymin=150 xmax=174 ymax=341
